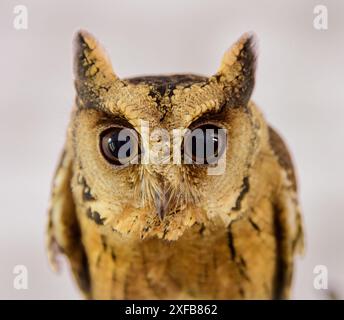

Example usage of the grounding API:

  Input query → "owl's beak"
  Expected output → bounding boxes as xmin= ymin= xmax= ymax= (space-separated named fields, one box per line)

xmin=149 ymin=170 xmax=176 ymax=221
xmin=154 ymin=191 xmax=168 ymax=221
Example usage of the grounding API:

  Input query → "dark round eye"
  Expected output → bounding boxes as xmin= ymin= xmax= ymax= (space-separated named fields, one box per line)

xmin=100 ymin=127 xmax=140 ymax=166
xmin=183 ymin=124 xmax=226 ymax=165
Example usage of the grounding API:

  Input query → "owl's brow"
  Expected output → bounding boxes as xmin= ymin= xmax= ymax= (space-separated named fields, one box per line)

xmin=77 ymin=85 xmax=228 ymax=127
xmin=93 ymin=109 xmax=134 ymax=128
xmin=75 ymin=93 xmax=128 ymax=119
xmin=187 ymin=100 xmax=228 ymax=127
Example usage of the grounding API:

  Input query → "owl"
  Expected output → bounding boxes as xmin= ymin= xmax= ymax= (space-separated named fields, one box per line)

xmin=46 ymin=30 xmax=304 ymax=299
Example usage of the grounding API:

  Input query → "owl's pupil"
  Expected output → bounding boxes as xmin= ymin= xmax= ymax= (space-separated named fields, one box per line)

xmin=187 ymin=125 xmax=223 ymax=165
xmin=191 ymin=134 xmax=219 ymax=155
xmin=108 ymin=135 xmax=131 ymax=158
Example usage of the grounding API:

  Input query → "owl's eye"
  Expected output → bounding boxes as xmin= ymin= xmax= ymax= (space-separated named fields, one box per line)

xmin=183 ymin=124 xmax=226 ymax=165
xmin=100 ymin=127 xmax=140 ymax=166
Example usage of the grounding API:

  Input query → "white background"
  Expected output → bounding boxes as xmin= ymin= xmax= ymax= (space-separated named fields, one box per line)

xmin=0 ymin=0 xmax=343 ymax=299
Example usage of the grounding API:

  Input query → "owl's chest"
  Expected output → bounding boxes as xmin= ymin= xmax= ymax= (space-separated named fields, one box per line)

xmin=79 ymin=205 xmax=277 ymax=299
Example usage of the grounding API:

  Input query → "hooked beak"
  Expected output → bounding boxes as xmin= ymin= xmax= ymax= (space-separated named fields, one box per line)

xmin=154 ymin=189 xmax=169 ymax=221
xmin=152 ymin=177 xmax=176 ymax=221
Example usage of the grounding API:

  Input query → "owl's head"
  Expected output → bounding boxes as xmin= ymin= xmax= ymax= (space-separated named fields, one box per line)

xmin=71 ymin=30 xmax=262 ymax=240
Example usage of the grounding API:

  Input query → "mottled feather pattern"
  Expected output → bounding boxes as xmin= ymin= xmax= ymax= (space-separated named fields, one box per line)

xmin=46 ymin=30 xmax=304 ymax=299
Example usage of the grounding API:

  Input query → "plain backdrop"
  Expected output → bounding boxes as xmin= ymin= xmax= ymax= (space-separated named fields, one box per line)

xmin=0 ymin=0 xmax=343 ymax=299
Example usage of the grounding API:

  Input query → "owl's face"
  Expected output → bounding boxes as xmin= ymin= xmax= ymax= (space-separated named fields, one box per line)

xmin=71 ymin=31 xmax=260 ymax=240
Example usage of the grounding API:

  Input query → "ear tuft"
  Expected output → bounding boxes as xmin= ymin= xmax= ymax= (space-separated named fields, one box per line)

xmin=73 ymin=29 xmax=116 ymax=82
xmin=216 ymin=32 xmax=258 ymax=106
